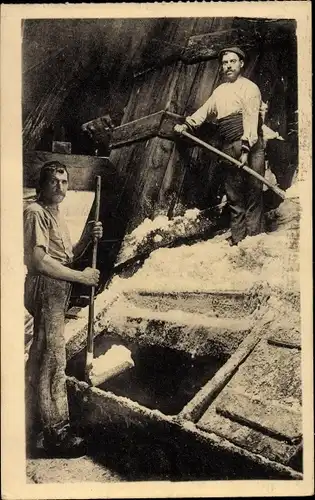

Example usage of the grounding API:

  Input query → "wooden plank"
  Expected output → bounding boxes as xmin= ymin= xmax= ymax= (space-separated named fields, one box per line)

xmin=182 ymin=19 xmax=296 ymax=64
xmin=268 ymin=329 xmax=301 ymax=350
xmin=182 ymin=28 xmax=261 ymax=64
xmin=185 ymin=59 xmax=220 ymax=114
xmin=143 ymin=63 xmax=181 ymax=118
xmin=158 ymin=140 xmax=192 ymax=216
xmin=100 ymin=110 xmax=184 ymax=149
xmin=166 ymin=62 xmax=201 ymax=116
xmin=193 ymin=327 xmax=302 ymax=466
xmin=129 ymin=137 xmax=175 ymax=226
xmin=110 ymin=112 xmax=164 ymax=148
xmin=23 ymin=151 xmax=111 ymax=191
xmin=123 ymin=21 xmax=252 ymax=75
xmin=120 ymin=77 xmax=143 ymax=126
xmin=132 ymin=38 xmax=183 ymax=77
xmin=125 ymin=70 xmax=159 ymax=122
xmin=121 ymin=141 xmax=151 ymax=232
xmin=216 ymin=390 xmax=302 ymax=445
xmin=142 ymin=138 xmax=175 ymax=219
xmin=175 ymin=57 xmax=222 ymax=211
xmin=179 ymin=325 xmax=268 ymax=423
xmin=107 ymin=109 xmax=223 ymax=218
xmin=122 ymin=62 xmax=182 ymax=125
xmin=109 ymin=144 xmax=136 ymax=177
xmin=196 ymin=401 xmax=300 ymax=468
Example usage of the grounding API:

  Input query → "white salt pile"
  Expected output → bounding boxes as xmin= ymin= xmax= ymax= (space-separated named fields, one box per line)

xmin=130 ymin=215 xmax=171 ymax=242
xmin=113 ymin=226 xmax=299 ymax=294
xmin=111 ymin=187 xmax=301 ymax=295
xmin=128 ymin=209 xmax=201 ymax=244
xmin=117 ymin=208 xmax=202 ymax=264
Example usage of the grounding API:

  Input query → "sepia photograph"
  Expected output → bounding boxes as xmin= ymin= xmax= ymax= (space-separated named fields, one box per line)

xmin=1 ymin=2 xmax=313 ymax=498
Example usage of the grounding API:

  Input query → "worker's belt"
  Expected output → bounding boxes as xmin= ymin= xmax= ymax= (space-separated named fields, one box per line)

xmin=217 ymin=113 xmax=244 ymax=143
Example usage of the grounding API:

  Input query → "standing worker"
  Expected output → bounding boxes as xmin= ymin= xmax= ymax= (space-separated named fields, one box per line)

xmin=174 ymin=47 xmax=265 ymax=245
xmin=24 ymin=161 xmax=103 ymax=457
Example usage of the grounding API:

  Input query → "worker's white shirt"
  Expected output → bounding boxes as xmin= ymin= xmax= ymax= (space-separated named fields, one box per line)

xmin=185 ymin=76 xmax=262 ymax=148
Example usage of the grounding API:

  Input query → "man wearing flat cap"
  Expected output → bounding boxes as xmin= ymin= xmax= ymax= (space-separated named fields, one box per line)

xmin=175 ymin=47 xmax=265 ymax=245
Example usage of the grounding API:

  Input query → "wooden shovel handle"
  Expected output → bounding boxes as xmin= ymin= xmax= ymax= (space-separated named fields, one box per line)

xmin=181 ymin=130 xmax=286 ymax=200
xmin=86 ymin=176 xmax=102 ymax=373
xmin=91 ymin=175 xmax=101 ymax=269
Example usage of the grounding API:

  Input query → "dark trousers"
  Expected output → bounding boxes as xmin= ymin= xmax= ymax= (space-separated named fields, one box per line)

xmin=25 ymin=274 xmax=72 ymax=444
xmin=222 ymin=136 xmax=265 ymax=244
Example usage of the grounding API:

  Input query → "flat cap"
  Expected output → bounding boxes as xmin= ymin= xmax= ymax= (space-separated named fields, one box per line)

xmin=218 ymin=46 xmax=246 ymax=61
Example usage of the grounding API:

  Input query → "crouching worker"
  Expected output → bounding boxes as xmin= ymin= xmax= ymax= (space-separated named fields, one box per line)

xmin=24 ymin=161 xmax=103 ymax=457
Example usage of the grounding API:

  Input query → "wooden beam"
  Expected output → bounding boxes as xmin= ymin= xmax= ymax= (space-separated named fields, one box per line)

xmin=128 ymin=137 xmax=175 ymax=227
xmin=179 ymin=325 xmax=269 ymax=423
xmin=182 ymin=21 xmax=296 ymax=64
xmin=130 ymin=21 xmax=297 ymax=72
xmin=23 ymin=151 xmax=111 ymax=191
xmin=122 ymin=62 xmax=182 ymax=125
xmin=106 ymin=111 xmax=184 ymax=149
xmin=216 ymin=390 xmax=301 ymax=445
xmin=182 ymin=28 xmax=261 ymax=64
xmin=110 ymin=111 xmax=164 ymax=148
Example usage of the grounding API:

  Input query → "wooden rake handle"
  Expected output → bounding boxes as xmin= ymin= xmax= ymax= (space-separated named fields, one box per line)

xmin=181 ymin=130 xmax=286 ymax=200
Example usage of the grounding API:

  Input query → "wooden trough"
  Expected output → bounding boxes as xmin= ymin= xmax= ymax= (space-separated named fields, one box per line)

xmin=62 ymin=282 xmax=302 ymax=480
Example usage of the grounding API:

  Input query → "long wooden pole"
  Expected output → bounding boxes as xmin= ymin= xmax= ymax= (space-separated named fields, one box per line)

xmin=181 ymin=130 xmax=286 ymax=200
xmin=85 ymin=175 xmax=101 ymax=380
xmin=179 ymin=325 xmax=270 ymax=423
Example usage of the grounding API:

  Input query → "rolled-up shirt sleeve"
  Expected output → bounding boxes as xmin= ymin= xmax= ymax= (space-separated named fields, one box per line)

xmin=24 ymin=208 xmax=49 ymax=267
xmin=241 ymin=84 xmax=261 ymax=149
xmin=185 ymin=93 xmax=216 ymax=130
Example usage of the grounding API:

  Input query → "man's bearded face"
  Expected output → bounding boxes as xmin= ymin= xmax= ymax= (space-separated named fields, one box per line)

xmin=221 ymin=52 xmax=244 ymax=82
xmin=41 ymin=170 xmax=69 ymax=205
